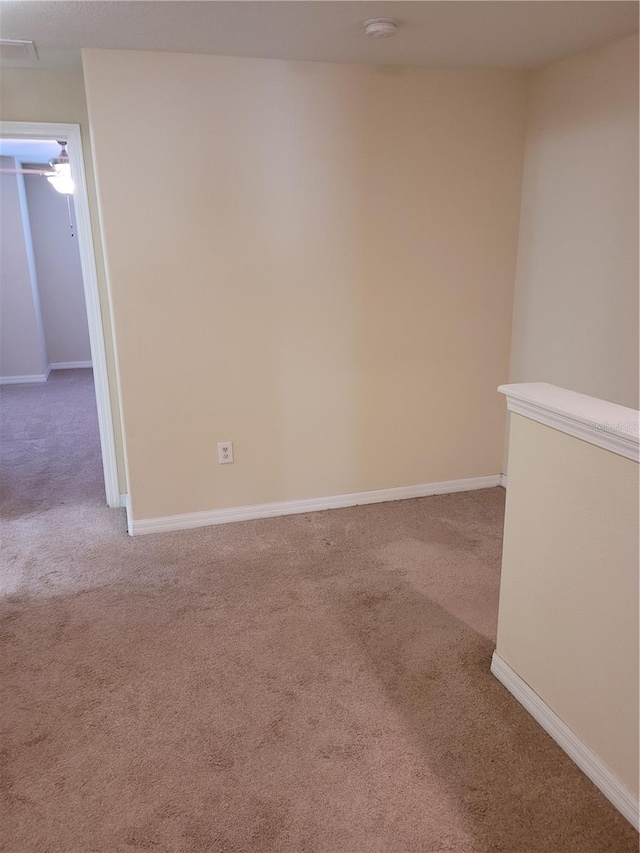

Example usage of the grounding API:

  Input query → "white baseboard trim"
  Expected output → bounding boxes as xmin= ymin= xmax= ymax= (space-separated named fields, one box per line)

xmin=50 ymin=361 xmax=93 ymax=370
xmin=128 ymin=474 xmax=502 ymax=537
xmin=0 ymin=368 xmax=50 ymax=385
xmin=1 ymin=362 xmax=92 ymax=385
xmin=118 ymin=494 xmax=128 ymax=509
xmin=491 ymin=652 xmax=639 ymax=830
xmin=500 ymin=474 xmax=508 ymax=488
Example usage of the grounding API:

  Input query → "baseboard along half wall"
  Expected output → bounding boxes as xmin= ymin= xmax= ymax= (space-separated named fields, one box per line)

xmin=491 ymin=652 xmax=639 ymax=830
xmin=127 ymin=474 xmax=502 ymax=536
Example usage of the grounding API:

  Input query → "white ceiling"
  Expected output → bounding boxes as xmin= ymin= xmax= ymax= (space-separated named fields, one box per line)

xmin=0 ymin=138 xmax=61 ymax=164
xmin=0 ymin=1 xmax=637 ymax=71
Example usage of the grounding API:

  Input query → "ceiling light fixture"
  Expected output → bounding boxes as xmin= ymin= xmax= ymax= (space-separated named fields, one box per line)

xmin=47 ymin=141 xmax=74 ymax=195
xmin=363 ymin=18 xmax=398 ymax=39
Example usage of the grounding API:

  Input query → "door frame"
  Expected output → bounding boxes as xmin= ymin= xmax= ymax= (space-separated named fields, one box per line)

xmin=1 ymin=120 xmax=121 ymax=507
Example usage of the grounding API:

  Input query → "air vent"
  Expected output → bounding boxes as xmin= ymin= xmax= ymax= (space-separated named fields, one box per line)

xmin=0 ymin=39 xmax=38 ymax=65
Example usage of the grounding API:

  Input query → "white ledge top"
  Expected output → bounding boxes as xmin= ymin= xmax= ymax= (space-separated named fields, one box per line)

xmin=499 ymin=382 xmax=639 ymax=463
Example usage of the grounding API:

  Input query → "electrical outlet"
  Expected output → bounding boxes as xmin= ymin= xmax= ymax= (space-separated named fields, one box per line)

xmin=217 ymin=441 xmax=234 ymax=464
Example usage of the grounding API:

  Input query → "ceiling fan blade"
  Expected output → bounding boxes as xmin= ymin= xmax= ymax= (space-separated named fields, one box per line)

xmin=0 ymin=167 xmax=55 ymax=176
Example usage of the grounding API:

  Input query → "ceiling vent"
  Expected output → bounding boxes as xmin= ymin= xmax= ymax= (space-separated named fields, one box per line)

xmin=0 ymin=39 xmax=38 ymax=66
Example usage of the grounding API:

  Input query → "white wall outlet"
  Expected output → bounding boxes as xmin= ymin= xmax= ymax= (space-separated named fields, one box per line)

xmin=217 ymin=441 xmax=234 ymax=464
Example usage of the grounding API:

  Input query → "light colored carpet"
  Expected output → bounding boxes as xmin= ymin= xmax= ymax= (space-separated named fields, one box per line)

xmin=0 ymin=370 xmax=637 ymax=852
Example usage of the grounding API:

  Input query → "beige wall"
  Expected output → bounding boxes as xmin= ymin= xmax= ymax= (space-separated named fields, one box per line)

xmin=1 ymin=66 xmax=126 ymax=487
xmin=0 ymin=158 xmax=48 ymax=380
xmin=498 ymin=413 xmax=639 ymax=797
xmin=82 ymin=49 xmax=528 ymax=520
xmin=24 ymin=175 xmax=91 ymax=365
xmin=509 ymin=35 xmax=639 ymax=409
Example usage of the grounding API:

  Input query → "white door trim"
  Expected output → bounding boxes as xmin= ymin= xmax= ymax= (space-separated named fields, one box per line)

xmin=1 ymin=121 xmax=120 ymax=507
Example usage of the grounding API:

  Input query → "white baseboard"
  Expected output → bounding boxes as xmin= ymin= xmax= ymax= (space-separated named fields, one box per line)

xmin=50 ymin=361 xmax=93 ymax=370
xmin=0 ymin=363 xmax=92 ymax=385
xmin=127 ymin=474 xmax=502 ymax=536
xmin=1 ymin=362 xmax=91 ymax=385
xmin=491 ymin=652 xmax=639 ymax=830
xmin=0 ymin=368 xmax=50 ymax=385
xmin=500 ymin=474 xmax=508 ymax=488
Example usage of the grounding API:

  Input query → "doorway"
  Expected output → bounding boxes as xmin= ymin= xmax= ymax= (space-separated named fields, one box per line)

xmin=0 ymin=121 xmax=119 ymax=508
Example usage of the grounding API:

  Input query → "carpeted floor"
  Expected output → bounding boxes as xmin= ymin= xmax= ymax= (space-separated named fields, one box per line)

xmin=0 ymin=370 xmax=637 ymax=852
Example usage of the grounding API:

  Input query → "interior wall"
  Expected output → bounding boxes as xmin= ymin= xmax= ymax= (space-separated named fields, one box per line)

xmin=0 ymin=157 xmax=48 ymax=381
xmin=24 ymin=174 xmax=91 ymax=366
xmin=0 ymin=66 xmax=126 ymax=490
xmin=509 ymin=35 xmax=639 ymax=409
xmin=497 ymin=413 xmax=639 ymax=799
xmin=83 ymin=49 xmax=528 ymax=520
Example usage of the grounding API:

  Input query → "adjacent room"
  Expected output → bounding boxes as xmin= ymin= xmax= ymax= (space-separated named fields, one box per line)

xmin=0 ymin=137 xmax=104 ymax=518
xmin=0 ymin=2 xmax=638 ymax=851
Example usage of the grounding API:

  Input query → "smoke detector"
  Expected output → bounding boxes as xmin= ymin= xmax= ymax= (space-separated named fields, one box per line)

xmin=363 ymin=18 xmax=398 ymax=39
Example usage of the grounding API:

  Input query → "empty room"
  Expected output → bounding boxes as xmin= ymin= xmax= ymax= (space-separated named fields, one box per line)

xmin=0 ymin=2 xmax=638 ymax=851
xmin=0 ymin=136 xmax=104 ymax=522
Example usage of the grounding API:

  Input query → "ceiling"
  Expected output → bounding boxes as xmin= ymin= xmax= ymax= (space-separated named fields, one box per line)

xmin=0 ymin=1 xmax=637 ymax=71
xmin=0 ymin=138 xmax=61 ymax=164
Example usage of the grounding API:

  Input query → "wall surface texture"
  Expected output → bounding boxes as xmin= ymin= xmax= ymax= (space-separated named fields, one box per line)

xmin=24 ymin=175 xmax=91 ymax=366
xmin=1 ymin=66 xmax=126 ymax=488
xmin=509 ymin=35 xmax=639 ymax=409
xmin=0 ymin=158 xmax=48 ymax=380
xmin=83 ymin=49 xmax=528 ymax=520
xmin=497 ymin=412 xmax=639 ymax=799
